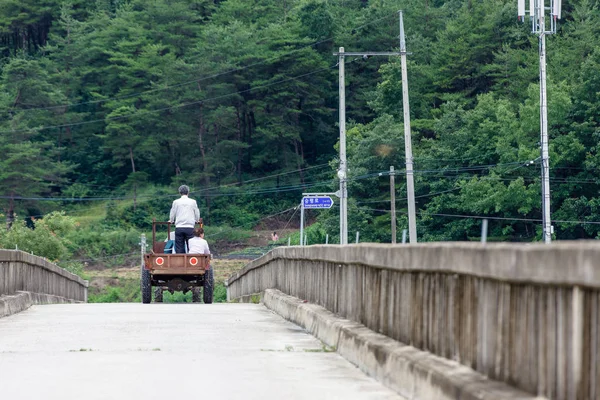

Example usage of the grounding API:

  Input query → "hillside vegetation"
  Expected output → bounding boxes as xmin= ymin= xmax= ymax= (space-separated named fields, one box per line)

xmin=2 ymin=0 xmax=600 ymax=254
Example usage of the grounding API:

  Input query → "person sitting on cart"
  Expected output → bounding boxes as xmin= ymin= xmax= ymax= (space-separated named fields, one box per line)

xmin=164 ymin=231 xmax=177 ymax=254
xmin=188 ymin=227 xmax=210 ymax=255
xmin=169 ymin=184 xmax=200 ymax=253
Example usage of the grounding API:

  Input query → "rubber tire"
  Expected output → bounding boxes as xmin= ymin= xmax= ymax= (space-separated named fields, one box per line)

xmin=192 ymin=287 xmax=201 ymax=303
xmin=203 ymin=267 xmax=214 ymax=304
xmin=141 ymin=266 xmax=152 ymax=304
xmin=154 ymin=287 xmax=163 ymax=303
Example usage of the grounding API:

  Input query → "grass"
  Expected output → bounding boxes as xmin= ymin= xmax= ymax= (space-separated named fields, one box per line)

xmin=88 ymin=278 xmax=141 ymax=303
xmin=225 ymin=245 xmax=277 ymax=258
xmin=250 ymin=293 xmax=261 ymax=304
xmin=88 ymin=281 xmax=229 ymax=303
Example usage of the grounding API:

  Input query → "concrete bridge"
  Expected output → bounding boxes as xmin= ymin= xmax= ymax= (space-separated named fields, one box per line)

xmin=1 ymin=244 xmax=599 ymax=400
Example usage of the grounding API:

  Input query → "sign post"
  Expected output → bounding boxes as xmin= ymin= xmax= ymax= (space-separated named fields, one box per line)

xmin=300 ymin=193 xmax=335 ymax=246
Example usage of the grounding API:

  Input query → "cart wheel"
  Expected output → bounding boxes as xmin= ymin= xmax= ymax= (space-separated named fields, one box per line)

xmin=203 ymin=267 xmax=214 ymax=304
xmin=141 ymin=266 xmax=151 ymax=304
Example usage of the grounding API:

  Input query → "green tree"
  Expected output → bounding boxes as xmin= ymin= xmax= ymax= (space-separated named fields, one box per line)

xmin=0 ymin=57 xmax=71 ymax=229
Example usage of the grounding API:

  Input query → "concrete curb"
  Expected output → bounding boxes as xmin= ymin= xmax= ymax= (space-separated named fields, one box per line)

xmin=0 ymin=291 xmax=75 ymax=319
xmin=262 ymin=289 xmax=544 ymax=400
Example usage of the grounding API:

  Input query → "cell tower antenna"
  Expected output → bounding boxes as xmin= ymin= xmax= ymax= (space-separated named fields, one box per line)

xmin=518 ymin=0 xmax=561 ymax=243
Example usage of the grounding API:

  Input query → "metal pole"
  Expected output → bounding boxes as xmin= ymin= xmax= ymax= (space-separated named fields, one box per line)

xmin=355 ymin=231 xmax=360 ymax=244
xmin=300 ymin=201 xmax=305 ymax=246
xmin=287 ymin=237 xmax=291 ymax=246
xmin=390 ymin=166 xmax=397 ymax=243
xmin=338 ymin=47 xmax=348 ymax=245
xmin=140 ymin=234 xmax=146 ymax=268
xmin=538 ymin=1 xmax=552 ymax=243
xmin=325 ymin=234 xmax=329 ymax=244
xmin=481 ymin=219 xmax=488 ymax=244
xmin=399 ymin=11 xmax=417 ymax=244
xmin=402 ymin=229 xmax=407 ymax=244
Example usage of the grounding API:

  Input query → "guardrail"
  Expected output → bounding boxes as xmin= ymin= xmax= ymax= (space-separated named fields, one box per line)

xmin=226 ymin=242 xmax=600 ymax=400
xmin=0 ymin=250 xmax=88 ymax=302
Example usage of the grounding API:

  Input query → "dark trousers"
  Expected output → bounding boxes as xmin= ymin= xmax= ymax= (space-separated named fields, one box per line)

xmin=175 ymin=227 xmax=194 ymax=253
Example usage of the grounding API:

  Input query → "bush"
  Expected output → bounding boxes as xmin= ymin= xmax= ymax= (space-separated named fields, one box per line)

xmin=287 ymin=222 xmax=327 ymax=245
xmin=214 ymin=282 xmax=227 ymax=303
xmin=163 ymin=291 xmax=191 ymax=303
xmin=88 ymin=279 xmax=141 ymax=303
xmin=0 ymin=211 xmax=75 ymax=262
xmin=65 ymin=226 xmax=140 ymax=259
xmin=204 ymin=225 xmax=252 ymax=243
xmin=210 ymin=204 xmax=260 ymax=228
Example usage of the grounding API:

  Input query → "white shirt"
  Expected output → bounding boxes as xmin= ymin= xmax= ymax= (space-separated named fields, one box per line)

xmin=188 ymin=237 xmax=210 ymax=254
xmin=169 ymin=195 xmax=200 ymax=228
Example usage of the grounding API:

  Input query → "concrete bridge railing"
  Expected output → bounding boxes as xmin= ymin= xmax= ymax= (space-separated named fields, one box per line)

xmin=227 ymin=242 xmax=600 ymax=400
xmin=0 ymin=250 xmax=88 ymax=316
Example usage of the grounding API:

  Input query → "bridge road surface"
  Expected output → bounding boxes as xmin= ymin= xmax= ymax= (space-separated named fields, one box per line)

xmin=0 ymin=303 xmax=404 ymax=400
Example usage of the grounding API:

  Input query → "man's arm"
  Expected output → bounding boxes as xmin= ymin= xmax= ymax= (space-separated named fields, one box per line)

xmin=193 ymin=200 xmax=200 ymax=222
xmin=169 ymin=201 xmax=177 ymax=223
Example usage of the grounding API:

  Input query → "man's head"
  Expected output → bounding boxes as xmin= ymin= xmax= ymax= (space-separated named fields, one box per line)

xmin=178 ymin=185 xmax=190 ymax=196
xmin=194 ymin=227 xmax=204 ymax=237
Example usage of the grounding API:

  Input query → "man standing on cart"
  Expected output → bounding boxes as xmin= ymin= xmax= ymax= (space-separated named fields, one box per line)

xmin=169 ymin=185 xmax=200 ymax=253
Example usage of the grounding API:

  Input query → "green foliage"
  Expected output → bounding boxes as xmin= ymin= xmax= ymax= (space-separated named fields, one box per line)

xmin=0 ymin=211 xmax=75 ymax=261
xmin=204 ymin=225 xmax=253 ymax=243
xmin=3 ymin=0 xmax=600 ymax=243
xmin=162 ymin=290 xmax=191 ymax=303
xmin=88 ymin=279 xmax=141 ymax=303
xmin=64 ymin=225 xmax=140 ymax=259
xmin=286 ymin=221 xmax=328 ymax=245
xmin=213 ymin=282 xmax=227 ymax=303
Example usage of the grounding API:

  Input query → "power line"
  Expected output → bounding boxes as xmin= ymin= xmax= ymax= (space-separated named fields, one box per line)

xmin=30 ymin=164 xmax=333 ymax=204
xmin=281 ymin=205 xmax=301 ymax=232
xmin=355 ymin=187 xmax=463 ymax=206
xmin=205 ymin=205 xmax=299 ymax=239
xmin=9 ymin=161 xmax=543 ymax=203
xmin=191 ymin=163 xmax=331 ymax=195
xmin=356 ymin=206 xmax=600 ymax=226
xmin=413 ymin=150 xmax=506 ymax=164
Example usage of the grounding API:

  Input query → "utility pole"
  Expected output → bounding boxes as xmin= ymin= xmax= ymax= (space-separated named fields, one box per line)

xmin=140 ymin=234 xmax=146 ymax=268
xmin=390 ymin=166 xmax=397 ymax=243
xmin=335 ymin=13 xmax=413 ymax=244
xmin=338 ymin=47 xmax=348 ymax=245
xmin=539 ymin=10 xmax=552 ymax=243
xmin=518 ymin=0 xmax=560 ymax=243
xmin=399 ymin=10 xmax=417 ymax=243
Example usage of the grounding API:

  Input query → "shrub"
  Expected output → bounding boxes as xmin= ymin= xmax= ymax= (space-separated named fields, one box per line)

xmin=0 ymin=211 xmax=75 ymax=262
xmin=66 ymin=226 xmax=140 ymax=259
xmin=214 ymin=282 xmax=227 ymax=303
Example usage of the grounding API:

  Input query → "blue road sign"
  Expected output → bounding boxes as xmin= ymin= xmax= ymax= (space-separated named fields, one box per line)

xmin=303 ymin=196 xmax=333 ymax=209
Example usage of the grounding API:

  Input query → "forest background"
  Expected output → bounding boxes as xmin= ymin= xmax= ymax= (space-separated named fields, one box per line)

xmin=2 ymin=0 xmax=600 ymax=297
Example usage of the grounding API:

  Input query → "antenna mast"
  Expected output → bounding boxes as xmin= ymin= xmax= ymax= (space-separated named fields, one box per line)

xmin=518 ymin=0 xmax=561 ymax=243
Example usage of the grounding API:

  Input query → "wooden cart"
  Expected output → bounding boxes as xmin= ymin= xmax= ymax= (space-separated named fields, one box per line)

xmin=141 ymin=220 xmax=213 ymax=304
